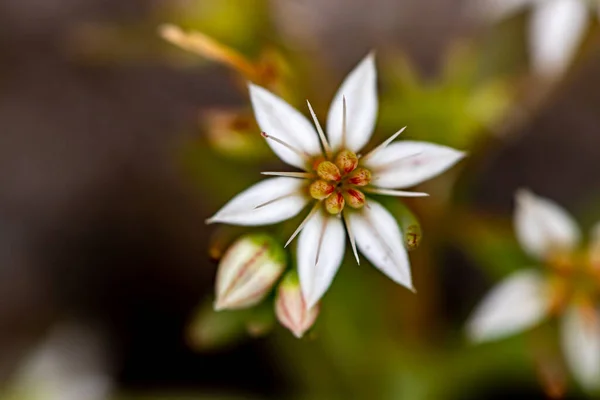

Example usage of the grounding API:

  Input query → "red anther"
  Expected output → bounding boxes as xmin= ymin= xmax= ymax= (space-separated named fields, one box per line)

xmin=344 ymin=189 xmax=365 ymax=209
xmin=335 ymin=150 xmax=359 ymax=174
xmin=317 ymin=161 xmax=342 ymax=182
xmin=347 ymin=168 xmax=371 ymax=186
xmin=309 ymin=180 xmax=335 ymax=200
xmin=325 ymin=191 xmax=345 ymax=214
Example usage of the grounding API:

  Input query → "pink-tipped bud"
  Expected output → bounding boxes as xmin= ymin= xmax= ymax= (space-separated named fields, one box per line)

xmin=343 ymin=189 xmax=365 ymax=209
xmin=316 ymin=161 xmax=341 ymax=182
xmin=347 ymin=168 xmax=371 ymax=186
xmin=335 ymin=150 xmax=358 ymax=174
xmin=309 ymin=180 xmax=335 ymax=200
xmin=214 ymin=234 xmax=286 ymax=311
xmin=275 ymin=271 xmax=319 ymax=338
xmin=325 ymin=191 xmax=345 ymax=214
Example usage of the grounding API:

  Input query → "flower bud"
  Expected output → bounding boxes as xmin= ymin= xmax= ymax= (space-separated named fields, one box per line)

xmin=347 ymin=168 xmax=371 ymax=186
xmin=214 ymin=234 xmax=286 ymax=311
xmin=335 ymin=150 xmax=358 ymax=174
xmin=325 ymin=191 xmax=345 ymax=214
xmin=343 ymin=189 xmax=365 ymax=209
xmin=309 ymin=180 xmax=335 ymax=200
xmin=275 ymin=271 xmax=319 ymax=338
xmin=317 ymin=161 xmax=341 ymax=182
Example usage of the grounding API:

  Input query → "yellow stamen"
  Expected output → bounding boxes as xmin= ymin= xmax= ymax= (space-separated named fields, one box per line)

xmin=325 ymin=192 xmax=345 ymax=215
xmin=317 ymin=161 xmax=342 ymax=182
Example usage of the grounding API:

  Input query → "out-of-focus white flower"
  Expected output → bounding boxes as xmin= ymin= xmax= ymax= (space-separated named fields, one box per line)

xmin=207 ymin=53 xmax=465 ymax=309
xmin=214 ymin=233 xmax=286 ymax=311
xmin=467 ymin=269 xmax=551 ymax=342
xmin=275 ymin=271 xmax=320 ymax=338
xmin=470 ymin=0 xmax=598 ymax=79
xmin=8 ymin=323 xmax=113 ymax=400
xmin=467 ymin=189 xmax=600 ymax=392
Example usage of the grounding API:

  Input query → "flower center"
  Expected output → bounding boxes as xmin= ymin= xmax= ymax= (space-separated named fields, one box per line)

xmin=546 ymin=251 xmax=600 ymax=315
xmin=308 ymin=149 xmax=372 ymax=215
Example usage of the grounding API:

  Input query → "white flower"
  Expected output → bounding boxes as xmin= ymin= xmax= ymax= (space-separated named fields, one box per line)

xmin=466 ymin=189 xmax=600 ymax=392
xmin=207 ymin=53 xmax=465 ymax=308
xmin=470 ymin=0 xmax=597 ymax=79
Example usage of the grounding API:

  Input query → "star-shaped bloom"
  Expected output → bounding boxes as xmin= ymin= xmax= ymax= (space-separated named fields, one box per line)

xmin=207 ymin=53 xmax=465 ymax=308
xmin=466 ymin=190 xmax=600 ymax=391
xmin=470 ymin=0 xmax=598 ymax=79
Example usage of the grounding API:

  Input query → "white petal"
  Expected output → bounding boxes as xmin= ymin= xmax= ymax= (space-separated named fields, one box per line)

xmin=207 ymin=178 xmax=308 ymax=226
xmin=366 ymin=141 xmax=465 ymax=189
xmin=363 ymin=188 xmax=429 ymax=197
xmin=249 ymin=83 xmax=321 ymax=169
xmin=514 ymin=189 xmax=581 ymax=260
xmin=348 ymin=200 xmax=413 ymax=290
xmin=561 ymin=304 xmax=600 ymax=391
xmin=297 ymin=210 xmax=345 ymax=309
xmin=326 ymin=52 xmax=378 ymax=153
xmin=466 ymin=270 xmax=550 ymax=343
xmin=529 ymin=0 xmax=589 ymax=79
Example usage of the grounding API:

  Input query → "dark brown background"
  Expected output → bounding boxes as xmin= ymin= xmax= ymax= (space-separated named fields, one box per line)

xmin=0 ymin=0 xmax=598 ymax=397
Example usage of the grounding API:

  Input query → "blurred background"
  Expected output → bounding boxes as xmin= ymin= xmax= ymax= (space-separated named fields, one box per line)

xmin=1 ymin=0 xmax=600 ymax=399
